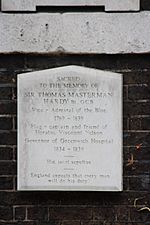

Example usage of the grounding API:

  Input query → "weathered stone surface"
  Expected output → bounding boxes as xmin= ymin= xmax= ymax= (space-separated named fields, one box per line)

xmin=1 ymin=0 xmax=140 ymax=11
xmin=0 ymin=12 xmax=149 ymax=54
xmin=18 ymin=66 xmax=122 ymax=191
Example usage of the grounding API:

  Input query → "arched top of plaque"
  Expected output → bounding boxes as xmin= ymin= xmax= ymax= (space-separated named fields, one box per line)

xmin=18 ymin=65 xmax=122 ymax=80
xmin=18 ymin=65 xmax=122 ymax=191
xmin=2 ymin=0 xmax=139 ymax=11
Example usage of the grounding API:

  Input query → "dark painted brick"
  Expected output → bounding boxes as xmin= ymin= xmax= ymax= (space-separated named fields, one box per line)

xmin=123 ymin=132 xmax=150 ymax=146
xmin=123 ymin=117 xmax=128 ymax=130
xmin=14 ymin=176 xmax=17 ymax=190
xmin=49 ymin=207 xmax=92 ymax=220
xmin=142 ymin=117 xmax=150 ymax=130
xmin=125 ymin=147 xmax=150 ymax=161
xmin=115 ymin=206 xmax=129 ymax=222
xmin=129 ymin=175 xmax=150 ymax=191
xmin=13 ymin=147 xmax=17 ymax=161
xmin=0 ymin=101 xmax=17 ymax=114
xmin=124 ymin=102 xmax=150 ymax=116
xmin=0 ymin=221 xmax=61 ymax=225
xmin=92 ymin=223 xmax=139 ymax=225
xmin=0 ymin=191 xmax=59 ymax=206
xmin=129 ymin=117 xmax=150 ymax=130
xmin=92 ymin=207 xmax=115 ymax=221
xmin=0 ymin=131 xmax=17 ymax=145
xmin=0 ymin=223 xmax=17 ymax=225
xmin=44 ymin=222 xmax=61 ymax=225
xmin=1 ymin=54 xmax=150 ymax=71
xmin=0 ymin=55 xmax=25 ymax=69
xmin=123 ymin=86 xmax=128 ymax=100
xmin=133 ymin=195 xmax=149 ymax=208
xmin=0 ymin=177 xmax=13 ymax=190
xmin=124 ymin=160 xmax=150 ymax=176
xmin=141 ymin=0 xmax=150 ymax=10
xmin=12 ymin=88 xmax=17 ymax=100
xmin=128 ymin=85 xmax=150 ymax=100
xmin=0 ymin=206 xmax=13 ymax=220
xmin=27 ymin=207 xmax=48 ymax=221
xmin=15 ymin=207 xmax=26 ymax=221
xmin=0 ymin=223 xmax=42 ymax=225
xmin=62 ymin=221 xmax=80 ymax=225
xmin=129 ymin=207 xmax=150 ymax=223
xmin=0 ymin=222 xmax=61 ymax=225
xmin=115 ymin=223 xmax=148 ymax=225
xmin=14 ymin=116 xmax=17 ymax=130
xmin=0 ymin=191 xmax=148 ymax=206
xmin=129 ymin=118 xmax=142 ymax=130
xmin=123 ymin=71 xmax=150 ymax=85
xmin=0 ymin=87 xmax=12 ymax=100
xmin=0 ymin=71 xmax=16 ymax=84
xmin=94 ymin=192 xmax=149 ymax=206
xmin=0 ymin=117 xmax=13 ymax=130
xmin=123 ymin=177 xmax=129 ymax=191
xmin=81 ymin=221 xmax=104 ymax=225
xmin=0 ymin=147 xmax=13 ymax=160
xmin=0 ymin=161 xmax=16 ymax=175
xmin=123 ymin=146 xmax=129 ymax=161
xmin=25 ymin=54 xmax=150 ymax=71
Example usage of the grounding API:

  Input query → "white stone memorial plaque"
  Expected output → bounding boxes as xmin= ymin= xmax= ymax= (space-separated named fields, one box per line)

xmin=18 ymin=66 xmax=122 ymax=191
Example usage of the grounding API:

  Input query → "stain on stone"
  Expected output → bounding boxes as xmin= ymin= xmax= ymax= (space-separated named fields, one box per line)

xmin=45 ymin=23 xmax=49 ymax=30
xmin=20 ymin=29 xmax=24 ymax=37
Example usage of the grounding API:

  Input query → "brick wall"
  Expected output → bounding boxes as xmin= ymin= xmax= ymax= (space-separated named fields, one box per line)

xmin=0 ymin=54 xmax=149 ymax=224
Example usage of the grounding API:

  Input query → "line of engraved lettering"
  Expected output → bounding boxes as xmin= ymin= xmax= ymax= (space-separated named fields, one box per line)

xmin=25 ymin=138 xmax=50 ymax=143
xmin=54 ymin=146 xmax=84 ymax=152
xmin=43 ymin=98 xmax=69 ymax=104
xmin=91 ymin=138 xmax=114 ymax=144
xmin=68 ymin=92 xmax=113 ymax=98
xmin=30 ymin=124 xmax=59 ymax=130
xmin=59 ymin=130 xmax=82 ymax=135
xmin=52 ymin=174 xmax=71 ymax=178
xmin=38 ymin=92 xmax=66 ymax=97
xmin=38 ymin=91 xmax=113 ymax=98
xmin=85 ymin=130 xmax=103 ymax=135
xmin=35 ymin=130 xmax=56 ymax=135
xmin=71 ymin=160 xmax=91 ymax=165
xmin=30 ymin=173 xmax=51 ymax=178
xmin=60 ymin=138 xmax=88 ymax=144
xmin=57 ymin=76 xmax=80 ymax=82
xmin=63 ymin=83 xmax=88 ymax=88
xmin=54 ymin=116 xmax=84 ymax=121
xmin=52 ymin=107 xmax=74 ymax=112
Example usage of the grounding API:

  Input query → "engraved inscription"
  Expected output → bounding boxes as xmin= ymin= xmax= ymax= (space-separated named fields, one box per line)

xmin=18 ymin=66 xmax=122 ymax=191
